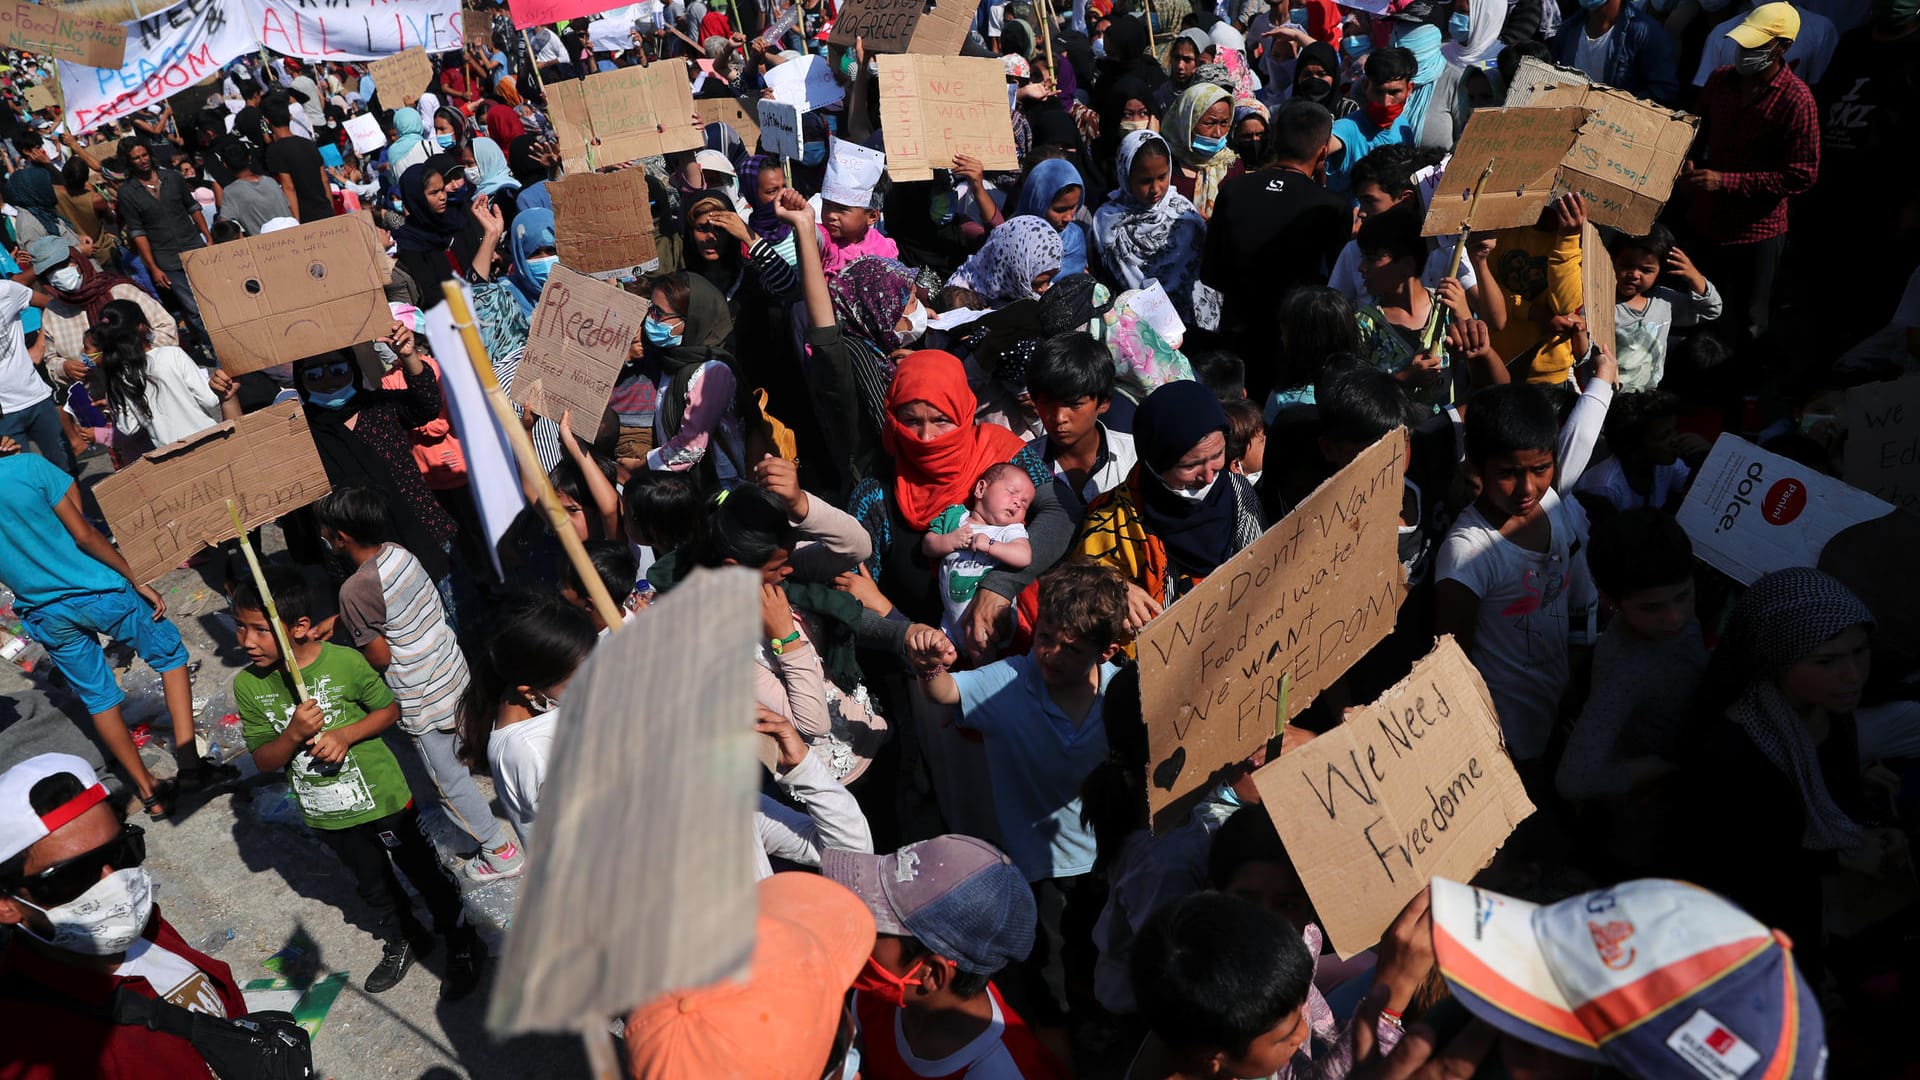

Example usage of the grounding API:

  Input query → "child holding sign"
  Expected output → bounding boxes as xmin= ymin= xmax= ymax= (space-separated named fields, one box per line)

xmin=232 ymin=567 xmax=483 ymax=999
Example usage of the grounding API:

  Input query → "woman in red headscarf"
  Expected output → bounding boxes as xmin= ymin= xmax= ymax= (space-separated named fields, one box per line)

xmin=847 ymin=351 xmax=1073 ymax=663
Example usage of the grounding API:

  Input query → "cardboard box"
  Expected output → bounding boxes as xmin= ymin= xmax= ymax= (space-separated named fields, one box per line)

xmin=1253 ymin=638 xmax=1533 ymax=958
xmin=1842 ymin=375 xmax=1920 ymax=512
xmin=1676 ymin=434 xmax=1895 ymax=585
xmin=828 ymin=0 xmax=974 ymax=54
xmin=511 ymin=264 xmax=652 ymax=442
xmin=696 ymin=96 xmax=760 ymax=148
xmin=182 ymin=213 xmax=392 ymax=376
xmin=1582 ymin=220 xmax=1615 ymax=360
xmin=876 ymin=54 xmax=1019 ymax=183
xmin=0 ymin=0 xmax=125 ymax=68
xmin=1497 ymin=56 xmax=1701 ymax=234
xmin=549 ymin=61 xmax=703 ymax=172
xmin=550 ymin=168 xmax=659 ymax=277
xmin=93 ymin=401 xmax=331 ymax=587
xmin=24 ymin=81 xmax=55 ymax=113
xmin=1422 ymin=107 xmax=1588 ymax=236
xmin=1137 ymin=431 xmax=1407 ymax=833
xmin=368 ymin=46 xmax=432 ymax=107
xmin=487 ymin=568 xmax=762 ymax=1035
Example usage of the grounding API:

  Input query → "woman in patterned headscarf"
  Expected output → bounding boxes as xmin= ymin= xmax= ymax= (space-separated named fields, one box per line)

xmin=1092 ymin=130 xmax=1207 ymax=321
xmin=944 ymin=216 xmax=1064 ymax=308
xmin=1685 ymin=567 xmax=1894 ymax=979
xmin=1164 ymin=81 xmax=1242 ymax=219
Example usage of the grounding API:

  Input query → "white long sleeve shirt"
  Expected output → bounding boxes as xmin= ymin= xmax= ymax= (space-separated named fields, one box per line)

xmin=754 ymin=748 xmax=872 ymax=878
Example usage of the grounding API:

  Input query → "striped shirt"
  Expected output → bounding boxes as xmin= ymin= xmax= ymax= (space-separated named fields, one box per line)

xmin=338 ymin=544 xmax=469 ymax=735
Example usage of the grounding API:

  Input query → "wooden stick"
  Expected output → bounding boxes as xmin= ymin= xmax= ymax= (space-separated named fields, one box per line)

xmin=1421 ymin=160 xmax=1494 ymax=353
xmin=520 ymin=29 xmax=547 ymax=96
xmin=438 ymin=282 xmax=627 ymax=631
xmin=1035 ymin=0 xmax=1058 ymax=91
xmin=224 ymin=499 xmax=307 ymax=702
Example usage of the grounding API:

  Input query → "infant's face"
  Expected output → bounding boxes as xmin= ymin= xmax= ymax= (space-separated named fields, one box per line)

xmin=976 ymin=471 xmax=1035 ymax=526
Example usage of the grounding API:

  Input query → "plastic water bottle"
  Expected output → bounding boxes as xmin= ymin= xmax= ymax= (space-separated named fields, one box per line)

xmin=0 ymin=587 xmax=45 ymax=671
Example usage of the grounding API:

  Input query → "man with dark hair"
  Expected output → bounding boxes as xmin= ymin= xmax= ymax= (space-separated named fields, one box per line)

xmin=261 ymin=95 xmax=332 ymax=223
xmin=823 ymin=835 xmax=1067 ymax=1078
xmin=1551 ymin=0 xmax=1679 ymax=104
xmin=115 ymin=140 xmax=211 ymax=337
xmin=1203 ymin=98 xmax=1350 ymax=381
xmin=0 ymin=753 xmax=248 ymax=1077
xmin=1323 ymin=47 xmax=1419 ymax=193
xmin=214 ymin=141 xmax=293 ymax=236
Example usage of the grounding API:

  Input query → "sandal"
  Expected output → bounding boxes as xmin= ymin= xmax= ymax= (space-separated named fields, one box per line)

xmin=140 ymin=778 xmax=177 ymax=820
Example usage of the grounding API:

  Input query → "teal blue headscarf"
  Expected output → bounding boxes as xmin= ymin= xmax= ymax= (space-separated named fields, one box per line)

xmin=388 ymin=107 xmax=426 ymax=167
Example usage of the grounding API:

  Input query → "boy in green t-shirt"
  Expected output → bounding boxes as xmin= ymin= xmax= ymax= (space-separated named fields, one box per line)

xmin=232 ymin=566 xmax=483 ymax=1000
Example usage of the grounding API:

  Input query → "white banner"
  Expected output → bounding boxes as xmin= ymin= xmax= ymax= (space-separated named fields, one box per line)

xmin=58 ymin=0 xmax=254 ymax=133
xmin=244 ymin=0 xmax=465 ymax=62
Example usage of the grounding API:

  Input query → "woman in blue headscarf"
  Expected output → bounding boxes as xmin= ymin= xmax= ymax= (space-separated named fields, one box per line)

xmin=387 ymin=107 xmax=429 ymax=178
xmin=468 ymin=136 xmax=521 ymax=232
xmin=1391 ymin=22 xmax=1462 ymax=151
xmin=506 ymin=208 xmax=556 ymax=317
xmin=1012 ymin=158 xmax=1089 ymax=277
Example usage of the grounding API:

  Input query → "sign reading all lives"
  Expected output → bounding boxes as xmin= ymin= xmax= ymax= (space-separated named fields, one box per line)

xmin=1136 ymin=430 xmax=1407 ymax=832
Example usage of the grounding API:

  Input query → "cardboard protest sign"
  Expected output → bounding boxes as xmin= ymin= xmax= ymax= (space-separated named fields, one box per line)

xmin=488 ymin=567 xmax=762 ymax=1036
xmin=1842 ymin=376 xmax=1920 ymax=511
xmin=93 ymin=401 xmax=330 ymax=586
xmin=1581 ymin=221 xmax=1614 ymax=361
xmin=464 ymin=7 xmax=493 ymax=44
xmin=182 ymin=213 xmax=392 ymax=376
xmin=549 ymin=62 xmax=702 ymax=170
xmin=24 ymin=81 xmax=54 ymax=112
xmin=828 ymin=0 xmax=973 ymax=54
xmin=696 ymin=95 xmax=760 ymax=147
xmin=1677 ymin=434 xmax=1896 ymax=585
xmin=1503 ymin=57 xmax=1701 ymax=234
xmin=0 ymin=0 xmax=125 ymax=68
xmin=550 ymin=167 xmax=658 ymax=277
xmin=1138 ymin=431 xmax=1407 ymax=833
xmin=877 ymin=54 xmax=1019 ymax=182
xmin=1253 ymin=638 xmax=1534 ymax=958
xmin=344 ymin=112 xmax=386 ymax=155
xmin=367 ymin=46 xmax=432 ymax=107
xmin=512 ymin=264 xmax=650 ymax=441
xmin=765 ymin=53 xmax=844 ymax=109
xmin=1422 ymin=107 xmax=1587 ymax=236
xmin=757 ymin=98 xmax=803 ymax=158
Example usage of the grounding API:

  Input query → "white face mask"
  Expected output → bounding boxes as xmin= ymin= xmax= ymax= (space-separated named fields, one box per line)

xmin=901 ymin=301 xmax=929 ymax=344
xmin=1158 ymin=468 xmax=1219 ymax=503
xmin=48 ymin=266 xmax=82 ymax=291
xmin=18 ymin=867 xmax=154 ymax=956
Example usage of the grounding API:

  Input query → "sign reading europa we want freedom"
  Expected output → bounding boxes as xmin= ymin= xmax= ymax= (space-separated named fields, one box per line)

xmin=59 ymin=0 xmax=465 ymax=132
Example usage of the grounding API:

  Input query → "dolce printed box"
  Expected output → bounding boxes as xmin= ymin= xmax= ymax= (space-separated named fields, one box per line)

xmin=1677 ymin=434 xmax=1895 ymax=584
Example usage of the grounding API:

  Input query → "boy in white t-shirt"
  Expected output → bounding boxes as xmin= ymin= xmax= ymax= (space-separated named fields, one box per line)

xmin=923 ymin=462 xmax=1035 ymax=647
xmin=1436 ymin=382 xmax=1597 ymax=770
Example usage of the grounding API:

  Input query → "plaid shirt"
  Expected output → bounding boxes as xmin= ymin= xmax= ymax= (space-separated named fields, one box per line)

xmin=1686 ymin=63 xmax=1820 ymax=245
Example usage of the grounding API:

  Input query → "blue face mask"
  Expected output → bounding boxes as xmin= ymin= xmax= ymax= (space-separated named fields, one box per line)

xmin=435 ymin=132 xmax=455 ymax=149
xmin=1092 ymin=36 xmax=1106 ymax=58
xmin=1449 ymin=11 xmax=1472 ymax=41
xmin=526 ymin=255 xmax=557 ymax=292
xmin=643 ymin=317 xmax=683 ymax=348
xmin=1191 ymin=133 xmax=1227 ymax=156
xmin=1343 ymin=34 xmax=1372 ymax=58
xmin=801 ymin=141 xmax=827 ymax=167
xmin=308 ymin=383 xmax=357 ymax=410
xmin=1288 ymin=6 xmax=1307 ymax=24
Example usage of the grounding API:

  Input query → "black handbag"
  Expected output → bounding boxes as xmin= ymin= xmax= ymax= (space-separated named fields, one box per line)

xmin=2 ymin=977 xmax=315 ymax=1080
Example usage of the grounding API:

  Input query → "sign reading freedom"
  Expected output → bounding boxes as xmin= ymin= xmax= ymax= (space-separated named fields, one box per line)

xmin=1138 ymin=431 xmax=1407 ymax=832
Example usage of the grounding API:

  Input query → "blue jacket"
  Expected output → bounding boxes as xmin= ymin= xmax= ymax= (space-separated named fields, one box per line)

xmin=1553 ymin=9 xmax=1680 ymax=105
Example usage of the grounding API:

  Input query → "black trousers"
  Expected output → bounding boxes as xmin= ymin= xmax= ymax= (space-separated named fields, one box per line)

xmin=312 ymin=803 xmax=465 ymax=943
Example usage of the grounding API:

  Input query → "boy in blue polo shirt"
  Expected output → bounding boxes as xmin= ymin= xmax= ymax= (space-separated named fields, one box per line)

xmin=0 ymin=439 xmax=225 ymax=818
xmin=909 ymin=560 xmax=1130 ymax=1021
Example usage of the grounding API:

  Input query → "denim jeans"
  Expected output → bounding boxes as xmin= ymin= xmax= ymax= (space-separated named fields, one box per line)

xmin=0 ymin=396 xmax=76 ymax=474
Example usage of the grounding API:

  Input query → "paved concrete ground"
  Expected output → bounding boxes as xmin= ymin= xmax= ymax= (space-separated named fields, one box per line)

xmin=0 ymin=450 xmax=591 ymax=1079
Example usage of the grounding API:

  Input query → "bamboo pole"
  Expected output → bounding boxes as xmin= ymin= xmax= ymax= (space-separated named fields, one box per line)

xmin=224 ymin=500 xmax=308 ymax=701
xmin=438 ymin=282 xmax=626 ymax=631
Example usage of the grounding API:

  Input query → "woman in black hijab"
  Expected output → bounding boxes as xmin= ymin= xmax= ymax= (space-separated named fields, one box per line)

xmin=391 ymin=156 xmax=471 ymax=308
xmin=1289 ymin=41 xmax=1360 ymax=119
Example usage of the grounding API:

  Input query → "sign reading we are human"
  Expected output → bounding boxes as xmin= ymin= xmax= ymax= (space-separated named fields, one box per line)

xmin=1137 ymin=431 xmax=1407 ymax=833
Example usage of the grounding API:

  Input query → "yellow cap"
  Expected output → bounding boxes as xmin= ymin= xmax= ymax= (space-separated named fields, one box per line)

xmin=1727 ymin=2 xmax=1801 ymax=47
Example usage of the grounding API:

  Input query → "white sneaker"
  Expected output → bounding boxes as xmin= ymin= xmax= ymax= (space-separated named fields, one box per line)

xmin=463 ymin=841 xmax=526 ymax=883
